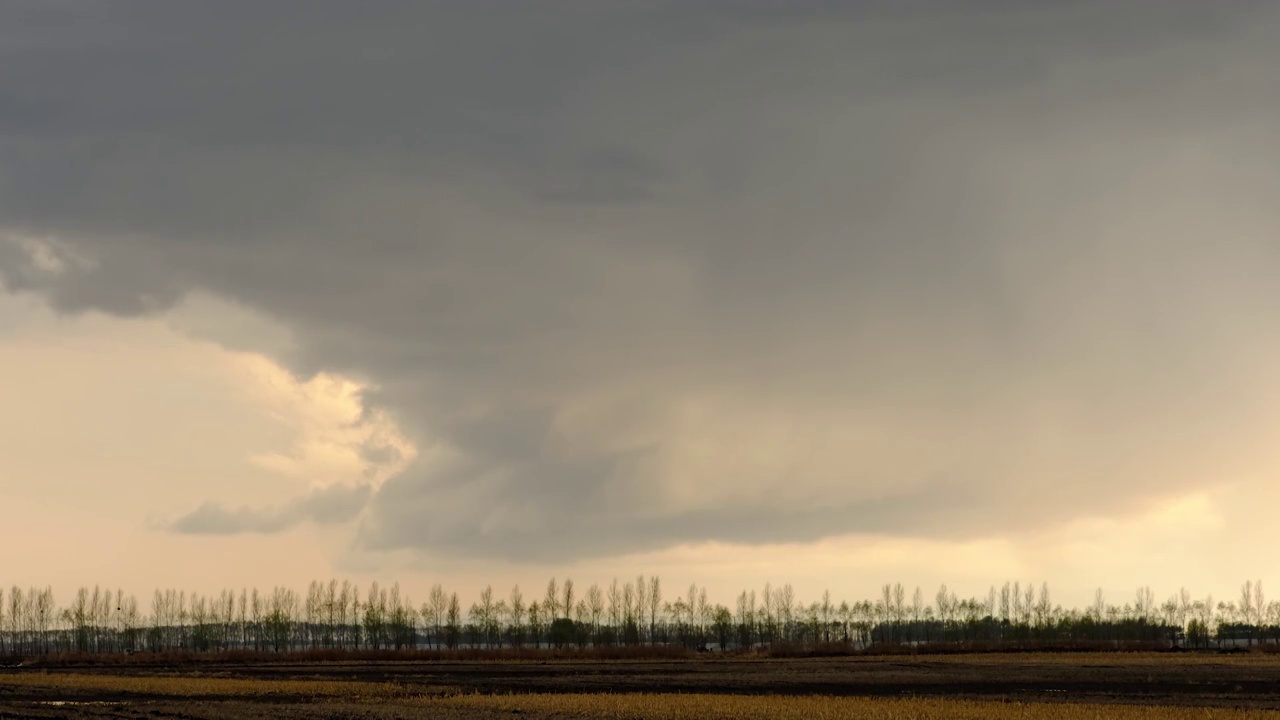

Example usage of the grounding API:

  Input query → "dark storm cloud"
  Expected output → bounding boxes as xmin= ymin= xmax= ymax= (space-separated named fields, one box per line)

xmin=4 ymin=2 xmax=1280 ymax=559
xmin=359 ymin=466 xmax=992 ymax=562
xmin=169 ymin=483 xmax=373 ymax=535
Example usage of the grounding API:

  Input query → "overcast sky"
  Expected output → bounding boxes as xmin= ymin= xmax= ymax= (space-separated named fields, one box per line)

xmin=3 ymin=1 xmax=1279 ymax=608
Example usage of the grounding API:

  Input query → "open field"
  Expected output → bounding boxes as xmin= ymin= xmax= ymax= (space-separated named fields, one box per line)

xmin=3 ymin=694 xmax=1280 ymax=720
xmin=5 ymin=653 xmax=1280 ymax=718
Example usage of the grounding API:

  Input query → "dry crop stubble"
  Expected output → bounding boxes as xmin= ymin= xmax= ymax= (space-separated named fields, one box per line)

xmin=6 ymin=664 xmax=1280 ymax=719
xmin=435 ymin=693 xmax=1280 ymax=719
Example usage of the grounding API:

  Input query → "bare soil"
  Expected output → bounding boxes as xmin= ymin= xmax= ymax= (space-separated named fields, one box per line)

xmin=4 ymin=653 xmax=1280 ymax=718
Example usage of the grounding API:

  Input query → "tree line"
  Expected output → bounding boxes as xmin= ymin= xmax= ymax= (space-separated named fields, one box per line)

xmin=2 ymin=578 xmax=1277 ymax=657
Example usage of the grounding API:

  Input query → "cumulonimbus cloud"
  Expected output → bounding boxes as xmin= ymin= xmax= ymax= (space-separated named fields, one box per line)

xmin=4 ymin=2 xmax=1280 ymax=561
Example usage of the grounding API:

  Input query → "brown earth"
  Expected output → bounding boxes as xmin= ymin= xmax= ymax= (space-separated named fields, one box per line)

xmin=3 ymin=653 xmax=1280 ymax=719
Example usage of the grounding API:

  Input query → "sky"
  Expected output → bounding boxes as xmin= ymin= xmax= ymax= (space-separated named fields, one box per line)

xmin=2 ymin=1 xmax=1279 ymax=611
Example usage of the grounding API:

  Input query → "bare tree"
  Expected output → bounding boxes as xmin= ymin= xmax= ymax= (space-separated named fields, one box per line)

xmin=477 ymin=586 xmax=497 ymax=648
xmin=1011 ymin=581 xmax=1022 ymax=626
xmin=761 ymin=582 xmax=775 ymax=647
xmin=424 ymin=584 xmax=447 ymax=649
xmin=686 ymin=583 xmax=698 ymax=643
xmin=1135 ymin=586 xmax=1155 ymax=623
xmin=1000 ymin=583 xmax=1012 ymax=624
xmin=1254 ymin=581 xmax=1266 ymax=625
xmin=562 ymin=579 xmax=575 ymax=626
xmin=527 ymin=601 xmax=543 ymax=649
xmin=2 ymin=573 xmax=1272 ymax=659
xmin=1036 ymin=582 xmax=1051 ymax=628
xmin=777 ymin=584 xmax=794 ymax=643
xmin=622 ymin=581 xmax=636 ymax=642
xmin=635 ymin=576 xmax=648 ymax=643
xmin=648 ymin=576 xmax=662 ymax=645
xmin=445 ymin=593 xmax=461 ymax=649
xmin=508 ymin=585 xmax=525 ymax=648
xmin=821 ymin=590 xmax=833 ymax=643
xmin=911 ymin=587 xmax=923 ymax=636
xmin=543 ymin=578 xmax=559 ymax=621
xmin=697 ymin=587 xmax=709 ymax=645
xmin=1022 ymin=583 xmax=1035 ymax=627
xmin=573 ymin=599 xmax=589 ymax=647
xmin=586 ymin=584 xmax=604 ymax=643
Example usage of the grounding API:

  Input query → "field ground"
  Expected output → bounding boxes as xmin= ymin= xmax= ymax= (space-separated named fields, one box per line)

xmin=4 ymin=653 xmax=1280 ymax=718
